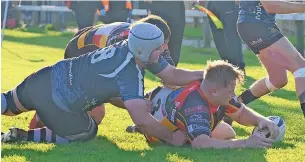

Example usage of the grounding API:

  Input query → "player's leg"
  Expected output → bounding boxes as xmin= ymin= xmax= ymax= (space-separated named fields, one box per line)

xmin=3 ymin=112 xmax=98 ymax=144
xmin=238 ymin=22 xmax=305 ymax=116
xmin=1 ymin=72 xmax=37 ymax=116
xmin=28 ymin=113 xmax=45 ymax=129
xmin=29 ymin=104 xmax=105 ymax=129
xmin=4 ymin=99 xmax=98 ymax=144
xmin=211 ymin=122 xmax=236 ymax=140
xmin=2 ymin=127 xmax=71 ymax=144
xmin=30 ymin=67 xmax=98 ymax=143
xmin=29 ymin=27 xmax=103 ymax=129
xmin=238 ymin=54 xmax=288 ymax=104
xmin=259 ymin=37 xmax=305 ymax=116
xmin=88 ymin=104 xmax=105 ymax=125
xmin=237 ymin=23 xmax=287 ymax=104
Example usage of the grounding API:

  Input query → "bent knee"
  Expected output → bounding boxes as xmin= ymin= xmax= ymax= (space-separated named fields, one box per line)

xmin=88 ymin=105 xmax=105 ymax=125
xmin=64 ymin=117 xmax=98 ymax=142
xmin=211 ymin=122 xmax=236 ymax=140
xmin=269 ymin=76 xmax=288 ymax=89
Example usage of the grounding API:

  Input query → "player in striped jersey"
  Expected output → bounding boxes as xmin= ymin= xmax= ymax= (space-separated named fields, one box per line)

xmin=128 ymin=60 xmax=280 ymax=148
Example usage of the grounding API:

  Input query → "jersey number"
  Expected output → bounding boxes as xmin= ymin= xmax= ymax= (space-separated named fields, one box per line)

xmin=90 ymin=46 xmax=116 ymax=64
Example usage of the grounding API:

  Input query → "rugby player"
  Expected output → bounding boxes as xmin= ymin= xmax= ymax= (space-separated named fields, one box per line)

xmin=1 ymin=23 xmax=203 ymax=145
xmin=28 ymin=14 xmax=176 ymax=129
xmin=235 ymin=1 xmax=305 ymax=117
xmin=129 ymin=60 xmax=280 ymax=148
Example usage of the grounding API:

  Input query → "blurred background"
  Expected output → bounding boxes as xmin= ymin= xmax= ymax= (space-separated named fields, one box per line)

xmin=1 ymin=0 xmax=304 ymax=56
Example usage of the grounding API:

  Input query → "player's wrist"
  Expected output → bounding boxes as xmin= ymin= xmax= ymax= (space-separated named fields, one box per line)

xmin=241 ymin=139 xmax=251 ymax=148
xmin=167 ymin=132 xmax=175 ymax=145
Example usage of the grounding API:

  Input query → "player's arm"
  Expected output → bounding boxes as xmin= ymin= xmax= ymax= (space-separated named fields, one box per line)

xmin=261 ymin=1 xmax=305 ymax=14
xmin=181 ymin=111 xmax=251 ymax=148
xmin=187 ymin=115 xmax=274 ymax=149
xmin=109 ymin=97 xmax=126 ymax=109
xmin=116 ymin=69 xmax=181 ymax=145
xmin=124 ymin=99 xmax=174 ymax=143
xmin=147 ymin=57 xmax=203 ymax=86
xmin=156 ymin=65 xmax=203 ymax=86
xmin=192 ymin=134 xmax=247 ymax=149
xmin=182 ymin=105 xmax=273 ymax=149
xmin=192 ymin=133 xmax=275 ymax=149
xmin=230 ymin=105 xmax=268 ymax=126
xmin=108 ymin=97 xmax=152 ymax=113
xmin=225 ymin=98 xmax=266 ymax=126
xmin=225 ymin=98 xmax=280 ymax=139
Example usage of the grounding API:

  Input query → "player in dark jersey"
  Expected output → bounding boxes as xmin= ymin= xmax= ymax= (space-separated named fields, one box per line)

xmin=64 ymin=14 xmax=174 ymax=66
xmin=28 ymin=14 xmax=175 ymax=129
xmin=128 ymin=60 xmax=280 ymax=148
xmin=234 ymin=1 xmax=305 ymax=120
xmin=1 ymin=23 xmax=203 ymax=145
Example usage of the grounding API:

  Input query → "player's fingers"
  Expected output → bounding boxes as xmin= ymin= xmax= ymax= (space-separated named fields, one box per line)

xmin=258 ymin=140 xmax=272 ymax=148
xmin=144 ymin=99 xmax=152 ymax=112
xmin=270 ymin=125 xmax=280 ymax=140
xmin=260 ymin=135 xmax=275 ymax=144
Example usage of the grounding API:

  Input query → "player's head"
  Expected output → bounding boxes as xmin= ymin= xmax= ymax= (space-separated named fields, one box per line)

xmin=128 ymin=22 xmax=166 ymax=64
xmin=202 ymin=60 xmax=244 ymax=105
xmin=136 ymin=15 xmax=174 ymax=66
xmin=137 ymin=14 xmax=171 ymax=44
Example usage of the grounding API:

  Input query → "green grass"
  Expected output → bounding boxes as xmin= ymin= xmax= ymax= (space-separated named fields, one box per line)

xmin=183 ymin=26 xmax=205 ymax=39
xmin=2 ymin=29 xmax=305 ymax=162
xmin=183 ymin=26 xmax=305 ymax=47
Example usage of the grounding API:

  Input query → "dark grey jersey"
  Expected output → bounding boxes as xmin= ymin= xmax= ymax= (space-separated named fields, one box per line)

xmin=51 ymin=40 xmax=168 ymax=112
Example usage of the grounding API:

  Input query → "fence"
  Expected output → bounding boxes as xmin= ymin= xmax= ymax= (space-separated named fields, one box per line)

xmin=10 ymin=4 xmax=305 ymax=55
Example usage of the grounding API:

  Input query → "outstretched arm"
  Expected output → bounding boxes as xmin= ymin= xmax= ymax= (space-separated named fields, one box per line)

xmin=191 ymin=133 xmax=273 ymax=149
xmin=226 ymin=99 xmax=280 ymax=140
xmin=156 ymin=65 xmax=203 ymax=86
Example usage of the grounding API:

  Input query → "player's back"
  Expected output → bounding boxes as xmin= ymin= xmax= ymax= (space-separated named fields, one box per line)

xmin=65 ymin=22 xmax=130 ymax=58
xmin=146 ymin=84 xmax=212 ymax=143
xmin=51 ymin=40 xmax=139 ymax=112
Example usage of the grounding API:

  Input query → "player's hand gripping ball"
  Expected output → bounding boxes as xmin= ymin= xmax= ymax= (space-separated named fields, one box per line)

xmin=252 ymin=116 xmax=285 ymax=142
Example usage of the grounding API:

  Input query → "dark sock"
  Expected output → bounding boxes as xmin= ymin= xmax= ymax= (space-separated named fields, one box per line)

xmin=238 ymin=89 xmax=259 ymax=105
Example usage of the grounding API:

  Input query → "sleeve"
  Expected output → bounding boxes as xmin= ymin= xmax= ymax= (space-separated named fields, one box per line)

xmin=146 ymin=56 xmax=169 ymax=74
xmin=115 ymin=65 xmax=144 ymax=102
xmin=177 ymin=105 xmax=212 ymax=141
xmin=225 ymin=96 xmax=243 ymax=114
xmin=161 ymin=50 xmax=175 ymax=66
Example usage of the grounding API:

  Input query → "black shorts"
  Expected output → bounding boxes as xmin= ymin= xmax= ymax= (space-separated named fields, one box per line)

xmin=16 ymin=67 xmax=97 ymax=141
xmin=237 ymin=22 xmax=284 ymax=54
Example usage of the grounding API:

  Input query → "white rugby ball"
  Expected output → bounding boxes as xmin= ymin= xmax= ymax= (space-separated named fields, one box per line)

xmin=252 ymin=116 xmax=286 ymax=142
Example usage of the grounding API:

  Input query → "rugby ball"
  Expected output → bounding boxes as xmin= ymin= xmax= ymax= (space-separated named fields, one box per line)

xmin=252 ymin=116 xmax=285 ymax=142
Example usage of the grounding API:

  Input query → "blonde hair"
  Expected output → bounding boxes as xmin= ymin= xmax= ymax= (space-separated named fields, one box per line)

xmin=204 ymin=60 xmax=244 ymax=87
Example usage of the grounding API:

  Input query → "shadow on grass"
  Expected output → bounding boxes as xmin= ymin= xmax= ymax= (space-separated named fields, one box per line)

xmin=1 ymin=135 xmax=270 ymax=162
xmin=179 ymin=47 xmax=263 ymax=67
xmin=2 ymin=47 xmax=45 ymax=63
xmin=272 ymin=142 xmax=296 ymax=149
xmin=3 ymin=34 xmax=70 ymax=50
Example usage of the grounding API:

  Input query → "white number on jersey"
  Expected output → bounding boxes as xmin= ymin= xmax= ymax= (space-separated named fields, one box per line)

xmin=90 ymin=46 xmax=116 ymax=64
